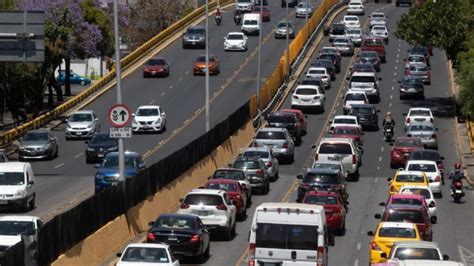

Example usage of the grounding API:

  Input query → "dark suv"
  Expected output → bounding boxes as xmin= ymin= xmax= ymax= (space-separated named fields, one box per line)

xmin=266 ymin=112 xmax=303 ymax=145
xmin=328 ymin=23 xmax=346 ymax=42
xmin=399 ymin=75 xmax=424 ymax=100
xmin=281 ymin=0 xmax=298 ymax=7
xmin=296 ymin=168 xmax=348 ymax=203
xmin=312 ymin=59 xmax=336 ymax=81
xmin=348 ymin=104 xmax=379 ymax=131
xmin=318 ymin=53 xmax=341 ymax=73
xmin=230 ymin=157 xmax=270 ymax=195
xmin=182 ymin=26 xmax=206 ymax=49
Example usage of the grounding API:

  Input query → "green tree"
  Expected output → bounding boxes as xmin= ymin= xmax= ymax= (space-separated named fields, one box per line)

xmin=457 ymin=32 xmax=474 ymax=118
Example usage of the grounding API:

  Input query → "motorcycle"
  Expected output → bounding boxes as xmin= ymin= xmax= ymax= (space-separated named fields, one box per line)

xmin=451 ymin=180 xmax=465 ymax=203
xmin=215 ymin=15 xmax=222 ymax=25
xmin=383 ymin=126 xmax=393 ymax=142
xmin=234 ymin=13 xmax=242 ymax=25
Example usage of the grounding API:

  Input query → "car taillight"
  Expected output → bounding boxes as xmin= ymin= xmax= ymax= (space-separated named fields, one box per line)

xmin=267 ymin=161 xmax=273 ymax=167
xmin=216 ymin=204 xmax=228 ymax=210
xmin=455 ymin=181 xmax=462 ymax=189
xmin=249 ymin=243 xmax=256 ymax=266
xmin=432 ymin=134 xmax=437 ymax=138
xmin=315 ymin=153 xmax=319 ymax=161
xmin=294 ymin=123 xmax=298 ymax=128
xmin=407 ymin=118 xmax=411 ymax=123
xmin=407 ymin=134 xmax=412 ymax=137
xmin=352 ymin=155 xmax=356 ymax=164
xmin=147 ymin=232 xmax=155 ymax=241
xmin=283 ymin=143 xmax=288 ymax=148
xmin=429 ymin=201 xmax=435 ymax=208
xmin=434 ymin=175 xmax=441 ymax=182
xmin=256 ymin=169 xmax=264 ymax=175
xmin=371 ymin=241 xmax=382 ymax=251
xmin=317 ymin=246 xmax=325 ymax=266
xmin=293 ymin=95 xmax=299 ymax=99
xmin=180 ymin=203 xmax=190 ymax=209
xmin=190 ymin=234 xmax=200 ymax=243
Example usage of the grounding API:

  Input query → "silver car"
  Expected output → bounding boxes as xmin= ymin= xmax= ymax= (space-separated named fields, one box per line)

xmin=65 ymin=110 xmax=100 ymax=139
xmin=406 ymin=122 xmax=438 ymax=149
xmin=333 ymin=37 xmax=354 ymax=56
xmin=239 ymin=146 xmax=279 ymax=181
xmin=275 ymin=20 xmax=295 ymax=39
xmin=295 ymin=2 xmax=313 ymax=18
xmin=345 ymin=27 xmax=363 ymax=47
xmin=369 ymin=12 xmax=387 ymax=28
xmin=253 ymin=127 xmax=295 ymax=163
xmin=405 ymin=63 xmax=431 ymax=85
xmin=19 ymin=129 xmax=58 ymax=160
xmin=311 ymin=160 xmax=348 ymax=180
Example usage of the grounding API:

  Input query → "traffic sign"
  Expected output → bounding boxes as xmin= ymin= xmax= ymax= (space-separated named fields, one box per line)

xmin=110 ymin=127 xmax=132 ymax=138
xmin=109 ymin=104 xmax=131 ymax=127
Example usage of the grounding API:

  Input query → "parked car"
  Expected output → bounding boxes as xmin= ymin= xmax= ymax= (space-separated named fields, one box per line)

xmin=57 ymin=70 xmax=91 ymax=86
xmin=182 ymin=26 xmax=206 ymax=49
xmin=406 ymin=122 xmax=438 ymax=149
xmin=291 ymin=85 xmax=326 ymax=113
xmin=209 ymin=168 xmax=251 ymax=204
xmin=253 ymin=127 xmax=295 ymax=163
xmin=18 ymin=129 xmax=58 ymax=160
xmin=143 ymin=57 xmax=170 ymax=78
xmin=266 ymin=111 xmax=304 ymax=145
xmin=404 ymin=107 xmax=434 ymax=129
xmin=303 ymin=190 xmax=347 ymax=235
xmin=239 ymin=146 xmax=279 ymax=181
xmin=230 ymin=157 xmax=270 ymax=195
xmin=117 ymin=243 xmax=179 ymax=266
xmin=224 ymin=32 xmax=248 ymax=51
xmin=193 ymin=55 xmax=220 ymax=75
xmin=85 ymin=133 xmax=118 ymax=163
xmin=203 ymin=179 xmax=248 ymax=220
xmin=274 ymin=20 xmax=295 ymax=39
xmin=65 ymin=110 xmax=100 ymax=140
xmin=399 ymin=75 xmax=424 ymax=100
xmin=348 ymin=104 xmax=379 ymax=131
xmin=389 ymin=137 xmax=424 ymax=168
xmin=132 ymin=105 xmax=167 ymax=133
xmin=405 ymin=160 xmax=442 ymax=197
xmin=296 ymin=168 xmax=348 ymax=204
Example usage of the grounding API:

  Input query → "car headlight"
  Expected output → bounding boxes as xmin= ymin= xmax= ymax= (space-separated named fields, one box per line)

xmin=66 ymin=124 xmax=72 ymax=129
xmin=41 ymin=144 xmax=50 ymax=150
xmin=87 ymin=147 xmax=95 ymax=152
xmin=132 ymin=118 xmax=138 ymax=124
xmin=19 ymin=146 xmax=26 ymax=151
xmin=95 ymin=174 xmax=105 ymax=180
xmin=15 ymin=190 xmax=27 ymax=197
xmin=154 ymin=118 xmax=162 ymax=124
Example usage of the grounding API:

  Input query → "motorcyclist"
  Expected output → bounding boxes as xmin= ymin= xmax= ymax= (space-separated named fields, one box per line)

xmin=234 ymin=9 xmax=242 ymax=25
xmin=448 ymin=162 xmax=466 ymax=194
xmin=382 ymin=112 xmax=395 ymax=136
xmin=215 ymin=8 xmax=222 ymax=25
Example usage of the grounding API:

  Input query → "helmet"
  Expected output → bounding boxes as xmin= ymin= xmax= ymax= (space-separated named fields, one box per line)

xmin=454 ymin=162 xmax=462 ymax=172
xmin=386 ymin=112 xmax=392 ymax=116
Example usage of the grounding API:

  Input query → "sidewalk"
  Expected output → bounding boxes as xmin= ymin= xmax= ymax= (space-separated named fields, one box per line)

xmin=455 ymin=120 xmax=474 ymax=185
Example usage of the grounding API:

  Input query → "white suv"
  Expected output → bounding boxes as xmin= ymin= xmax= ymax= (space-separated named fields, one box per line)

xmin=314 ymin=137 xmax=361 ymax=180
xmin=343 ymin=90 xmax=368 ymax=114
xmin=132 ymin=105 xmax=166 ymax=133
xmin=291 ymin=85 xmax=326 ymax=112
xmin=178 ymin=189 xmax=237 ymax=240
xmin=306 ymin=67 xmax=330 ymax=89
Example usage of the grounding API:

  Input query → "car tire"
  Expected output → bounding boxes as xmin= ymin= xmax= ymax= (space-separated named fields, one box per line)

xmin=21 ymin=198 xmax=28 ymax=212
xmin=337 ymin=221 xmax=346 ymax=236
xmin=274 ymin=171 xmax=279 ymax=181
xmin=238 ymin=208 xmax=247 ymax=221
xmin=231 ymin=221 xmax=236 ymax=237
xmin=247 ymin=195 xmax=252 ymax=207
xmin=80 ymin=80 xmax=85 ymax=86
xmin=266 ymin=182 xmax=270 ymax=194
xmin=29 ymin=195 xmax=35 ymax=210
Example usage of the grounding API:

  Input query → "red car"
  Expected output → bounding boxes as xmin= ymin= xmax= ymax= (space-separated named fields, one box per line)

xmin=251 ymin=5 xmax=271 ymax=22
xmin=329 ymin=125 xmax=363 ymax=146
xmin=280 ymin=108 xmax=307 ymax=135
xmin=390 ymin=137 xmax=423 ymax=169
xmin=303 ymin=191 xmax=347 ymax=235
xmin=361 ymin=37 xmax=386 ymax=63
xmin=143 ymin=57 xmax=169 ymax=78
xmin=202 ymin=179 xmax=248 ymax=220
xmin=382 ymin=194 xmax=429 ymax=211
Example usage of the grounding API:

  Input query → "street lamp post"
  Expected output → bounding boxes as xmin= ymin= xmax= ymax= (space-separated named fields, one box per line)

xmin=305 ymin=0 xmax=309 ymax=25
xmin=285 ymin=1 xmax=290 ymax=83
xmin=205 ymin=0 xmax=210 ymax=132
xmin=256 ymin=0 xmax=263 ymax=110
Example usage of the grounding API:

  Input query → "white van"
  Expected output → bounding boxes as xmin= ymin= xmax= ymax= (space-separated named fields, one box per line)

xmin=248 ymin=202 xmax=331 ymax=266
xmin=242 ymin=13 xmax=261 ymax=36
xmin=0 ymin=162 xmax=36 ymax=212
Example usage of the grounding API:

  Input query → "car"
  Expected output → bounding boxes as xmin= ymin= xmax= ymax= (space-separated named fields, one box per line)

xmin=409 ymin=149 xmax=445 ymax=178
xmin=266 ymin=111 xmax=304 ymax=145
xmin=369 ymin=12 xmax=387 ymax=28
xmin=306 ymin=67 xmax=330 ymax=89
xmin=274 ymin=20 xmax=295 ymax=39
xmin=367 ymin=222 xmax=422 ymax=264
xmin=146 ymin=214 xmax=209 ymax=262
xmin=18 ymin=129 xmax=58 ymax=160
xmin=253 ymin=127 xmax=295 ymax=163
xmin=350 ymin=62 xmax=376 ymax=74
xmin=387 ymin=170 xmax=429 ymax=195
xmin=361 ymin=37 xmax=386 ymax=63
xmin=399 ymin=75 xmax=425 ymax=100
xmin=296 ymin=168 xmax=348 ymax=203
xmin=241 ymin=13 xmax=261 ymax=35
xmin=347 ymin=71 xmax=381 ymax=103
xmin=408 ymin=46 xmax=431 ymax=66
xmin=319 ymin=47 xmax=341 ymax=60
xmin=94 ymin=151 xmax=145 ymax=193
xmin=251 ymin=5 xmax=270 ymax=21
xmin=203 ymin=179 xmax=248 ymax=220
xmin=318 ymin=53 xmax=341 ymax=73
xmin=404 ymin=107 xmax=434 ymax=129
xmin=405 ymin=160 xmax=442 ymax=197
xmin=329 ymin=115 xmax=362 ymax=131
xmin=303 ymin=190 xmax=347 ymax=235
xmin=300 ymin=76 xmax=325 ymax=91
xmin=404 ymin=54 xmax=428 ymax=68
xmin=295 ymin=2 xmax=313 ymax=18
xmin=224 ymin=32 xmax=248 ymax=51
xmin=328 ymin=125 xmax=363 ymax=147
xmin=281 ymin=0 xmax=298 ymax=8
xmin=230 ymin=157 xmax=270 ymax=194
xmin=280 ymin=108 xmax=308 ymax=134
xmin=382 ymin=194 xmax=430 ymax=219
xmin=209 ymin=168 xmax=252 ymax=204
xmin=341 ymin=15 xmax=360 ymax=28
xmin=239 ymin=146 xmax=280 ymax=181
xmin=0 ymin=162 xmax=36 ymax=212
xmin=65 ymin=110 xmax=100 ymax=140
xmin=347 ymin=1 xmax=364 ymax=15
xmin=182 ymin=26 xmax=206 ymax=49
xmin=132 ymin=105 xmax=166 ymax=133
xmin=291 ymin=85 xmax=326 ymax=113
xmin=311 ymin=160 xmax=347 ymax=179
xmin=385 ymin=241 xmax=450 ymax=261
xmin=177 ymin=189 xmax=237 ymax=240
xmin=56 ymin=70 xmax=91 ymax=86
xmin=235 ymin=0 xmax=255 ymax=12
xmin=343 ymin=91 xmax=369 ymax=114
xmin=399 ymin=185 xmax=437 ymax=221
xmin=333 ymin=37 xmax=355 ymax=56
xmin=348 ymin=104 xmax=379 ymax=130
xmin=193 ymin=55 xmax=220 ymax=75
xmin=389 ymin=137 xmax=424 ymax=169
xmin=374 ymin=205 xmax=432 ymax=241
xmin=396 ymin=0 xmax=413 ymax=6
xmin=406 ymin=122 xmax=438 ymax=149
xmin=0 ymin=215 xmax=43 ymax=262
xmin=85 ymin=133 xmax=118 ymax=163
xmin=311 ymin=59 xmax=336 ymax=80
xmin=405 ymin=63 xmax=431 ymax=85
xmin=328 ymin=23 xmax=346 ymax=42
xmin=345 ymin=27 xmax=363 ymax=47
xmin=370 ymin=25 xmax=389 ymax=44
xmin=314 ymin=137 xmax=361 ymax=180
xmin=357 ymin=50 xmax=381 ymax=72
xmin=117 ymin=243 xmax=179 ymax=266
xmin=143 ymin=57 xmax=170 ymax=78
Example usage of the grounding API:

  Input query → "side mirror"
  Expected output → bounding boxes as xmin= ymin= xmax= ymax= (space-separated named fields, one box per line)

xmin=397 ymin=80 xmax=401 ymax=84
xmin=179 ymin=198 xmax=184 ymax=203
xmin=116 ymin=252 xmax=122 ymax=258
xmin=304 ymin=115 xmax=308 ymax=118
xmin=162 ymin=112 xmax=166 ymax=116
xmin=227 ymin=163 xmax=233 ymax=167
xmin=296 ymin=174 xmax=303 ymax=180
xmin=64 ymin=118 xmax=69 ymax=123
xmin=387 ymin=177 xmax=392 ymax=182
xmin=435 ymin=128 xmax=439 ymax=131
xmin=198 ymin=186 xmax=205 ymax=189
xmin=223 ymin=37 xmax=226 ymax=40
xmin=94 ymin=164 xmax=101 ymax=168
xmin=440 ymin=156 xmax=445 ymax=160
xmin=132 ymin=113 xmax=136 ymax=117
xmin=379 ymin=202 xmax=386 ymax=206
xmin=139 ymin=163 xmax=146 ymax=169
xmin=403 ymin=58 xmax=407 ymax=61
xmin=311 ymin=144 xmax=317 ymax=149
xmin=374 ymin=214 xmax=381 ymax=219
xmin=95 ymin=118 xmax=99 ymax=121
xmin=346 ymin=76 xmax=350 ymax=80
xmin=367 ymin=231 xmax=374 ymax=236
xmin=148 ymin=221 xmax=155 ymax=226
xmin=28 ymin=181 xmax=34 ymax=185
xmin=443 ymin=255 xmax=450 ymax=260
xmin=431 ymin=216 xmax=437 ymax=224
xmin=429 ymin=179 xmax=433 ymax=183
xmin=380 ymin=253 xmax=387 ymax=259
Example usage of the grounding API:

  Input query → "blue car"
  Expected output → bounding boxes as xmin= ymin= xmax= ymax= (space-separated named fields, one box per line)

xmin=57 ymin=70 xmax=91 ymax=86
xmin=94 ymin=151 xmax=145 ymax=193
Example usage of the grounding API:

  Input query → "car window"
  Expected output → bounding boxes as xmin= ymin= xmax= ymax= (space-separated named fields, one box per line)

xmin=23 ymin=132 xmax=48 ymax=141
xmin=256 ymin=131 xmax=285 ymax=140
xmin=242 ymin=151 xmax=269 ymax=159
xmin=256 ymin=223 xmax=318 ymax=250
xmin=137 ymin=108 xmax=159 ymax=116
xmin=395 ymin=174 xmax=424 ymax=182
xmin=102 ymin=156 xmax=138 ymax=168
xmin=296 ymin=88 xmax=318 ymax=95
xmin=346 ymin=93 xmax=366 ymax=101
xmin=227 ymin=34 xmax=244 ymax=40
xmin=213 ymin=170 xmax=245 ymax=180
xmin=233 ymin=161 xmax=260 ymax=169
xmin=409 ymin=124 xmax=434 ymax=132
xmin=411 ymin=151 xmax=440 ymax=161
xmin=351 ymin=108 xmax=374 ymax=115
xmin=267 ymin=115 xmax=295 ymax=123
xmin=207 ymin=182 xmax=238 ymax=192
xmin=304 ymin=195 xmax=338 ymax=205
xmin=409 ymin=110 xmax=431 ymax=117
xmin=303 ymin=173 xmax=341 ymax=184
xmin=407 ymin=164 xmax=436 ymax=172
xmin=334 ymin=118 xmax=356 ymax=124
xmin=69 ymin=113 xmax=93 ymax=122
xmin=401 ymin=188 xmax=431 ymax=199
xmin=155 ymin=216 xmax=197 ymax=230
xmin=0 ymin=221 xmax=35 ymax=235
xmin=186 ymin=28 xmax=205 ymax=35
xmin=333 ymin=127 xmax=358 ymax=135
xmin=308 ymin=69 xmax=326 ymax=75
xmin=147 ymin=59 xmax=166 ymax=66
xmin=391 ymin=198 xmax=424 ymax=206
xmin=378 ymin=227 xmax=417 ymax=238
xmin=184 ymin=194 xmax=223 ymax=206
xmin=122 ymin=247 xmax=169 ymax=263
xmin=311 ymin=163 xmax=342 ymax=171
xmin=0 ymin=172 xmax=24 ymax=185
xmin=386 ymin=210 xmax=425 ymax=223
xmin=347 ymin=29 xmax=361 ymax=34
xmin=319 ymin=143 xmax=352 ymax=154
xmin=393 ymin=247 xmax=441 ymax=260
xmin=350 ymin=76 xmax=376 ymax=83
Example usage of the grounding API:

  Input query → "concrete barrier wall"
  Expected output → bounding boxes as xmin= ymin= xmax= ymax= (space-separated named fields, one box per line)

xmin=52 ymin=121 xmax=255 ymax=266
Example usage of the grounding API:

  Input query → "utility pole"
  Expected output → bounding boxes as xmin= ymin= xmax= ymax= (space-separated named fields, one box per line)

xmin=205 ymin=0 xmax=210 ymax=132
xmin=256 ymin=0 xmax=263 ymax=109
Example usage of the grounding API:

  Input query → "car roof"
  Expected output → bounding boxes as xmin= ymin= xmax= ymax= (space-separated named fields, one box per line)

xmin=351 ymin=71 xmax=376 ymax=76
xmin=305 ymin=190 xmax=339 ymax=196
xmin=320 ymin=137 xmax=355 ymax=144
xmin=306 ymin=168 xmax=341 ymax=174
xmin=331 ymin=125 xmax=360 ymax=130
xmin=0 ymin=162 xmax=29 ymax=172
xmin=396 ymin=171 xmax=424 ymax=176
xmin=105 ymin=151 xmax=141 ymax=158
xmin=386 ymin=204 xmax=426 ymax=211
xmin=227 ymin=32 xmax=244 ymax=35
xmin=296 ymin=85 xmax=320 ymax=90
xmin=235 ymin=157 xmax=262 ymax=162
xmin=389 ymin=194 xmax=425 ymax=200
xmin=188 ymin=25 xmax=205 ymax=30
xmin=392 ymin=240 xmax=440 ymax=249
xmin=207 ymin=179 xmax=240 ymax=185
xmin=334 ymin=115 xmax=357 ymax=119
xmin=125 ymin=243 xmax=170 ymax=249
xmin=257 ymin=202 xmax=325 ymax=212
xmin=72 ymin=110 xmax=94 ymax=114
xmin=189 ymin=189 xmax=225 ymax=196
xmin=408 ymin=107 xmax=432 ymax=112
xmin=242 ymin=147 xmax=271 ymax=153
xmin=0 ymin=216 xmax=40 ymax=222
xmin=158 ymin=213 xmax=197 ymax=220
xmin=379 ymin=222 xmax=416 ymax=229
xmin=280 ymin=108 xmax=303 ymax=114
xmin=406 ymin=160 xmax=437 ymax=165
xmin=137 ymin=105 xmax=160 ymax=109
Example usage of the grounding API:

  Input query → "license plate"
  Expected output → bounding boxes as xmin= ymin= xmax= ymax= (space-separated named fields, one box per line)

xmin=455 ymin=190 xmax=462 ymax=193
xmin=328 ymin=156 xmax=340 ymax=161
xmin=414 ymin=118 xmax=424 ymax=122
xmin=76 ymin=132 xmax=83 ymax=135
xmin=404 ymin=153 xmax=410 ymax=156
xmin=98 ymin=154 xmax=104 ymax=157
xmin=0 ymin=200 xmax=7 ymax=205
xmin=168 ymin=237 xmax=178 ymax=241
xmin=152 ymin=71 xmax=157 ymax=75
xmin=198 ymin=211 xmax=208 ymax=216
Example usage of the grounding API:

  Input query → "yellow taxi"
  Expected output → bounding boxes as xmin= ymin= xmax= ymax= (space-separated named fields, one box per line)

xmin=387 ymin=170 xmax=429 ymax=195
xmin=368 ymin=222 xmax=421 ymax=264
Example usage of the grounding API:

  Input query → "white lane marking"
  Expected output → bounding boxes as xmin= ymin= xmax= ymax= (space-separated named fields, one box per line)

xmin=185 ymin=71 xmax=190 ymax=74
xmin=54 ymin=163 xmax=64 ymax=169
xmin=390 ymin=95 xmax=393 ymax=100
xmin=397 ymin=48 xmax=400 ymax=52
xmin=169 ymin=85 xmax=173 ymax=89
xmin=389 ymin=103 xmax=392 ymax=107
xmin=379 ymin=156 xmax=382 ymax=162
xmin=375 ymin=177 xmax=379 ymax=183
xmin=394 ymin=72 xmax=397 ymax=76
xmin=161 ymin=92 xmax=165 ymax=96
xmin=74 ymin=153 xmax=83 ymax=159
xmin=381 ymin=147 xmax=384 ymax=152
xmin=391 ymin=86 xmax=395 ymax=91
xmin=396 ymin=59 xmax=399 ymax=63
xmin=395 ymin=66 xmax=398 ymax=70
xmin=377 ymin=166 xmax=380 ymax=170
xmin=397 ymin=54 xmax=400 ymax=58
xmin=361 ymin=230 xmax=365 ymax=234
xmin=149 ymin=99 xmax=156 ymax=104
xmin=354 ymin=259 xmax=359 ymax=266
xmin=178 ymin=76 xmax=183 ymax=82
xmin=357 ymin=242 xmax=362 ymax=250
xmin=399 ymin=42 xmax=401 ymax=47
xmin=458 ymin=245 xmax=474 ymax=265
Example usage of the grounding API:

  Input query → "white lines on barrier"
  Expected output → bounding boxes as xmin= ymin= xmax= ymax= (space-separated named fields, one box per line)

xmin=361 ymin=230 xmax=365 ymax=234
xmin=377 ymin=166 xmax=380 ymax=170
xmin=397 ymin=48 xmax=400 ymax=52
xmin=54 ymin=163 xmax=64 ymax=169
xmin=397 ymin=54 xmax=400 ymax=58
xmin=74 ymin=153 xmax=83 ymax=159
xmin=381 ymin=147 xmax=384 ymax=152
xmin=161 ymin=92 xmax=166 ymax=96
xmin=378 ymin=156 xmax=383 ymax=162
xmin=396 ymin=59 xmax=399 ymax=63
xmin=149 ymin=99 xmax=156 ymax=104
xmin=354 ymin=259 xmax=359 ymax=266
xmin=357 ymin=242 xmax=362 ymax=250
xmin=394 ymin=72 xmax=397 ymax=76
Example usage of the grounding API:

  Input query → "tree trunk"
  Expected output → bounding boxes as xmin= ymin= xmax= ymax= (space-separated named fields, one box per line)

xmin=65 ymin=57 xmax=71 ymax=96
xmin=51 ymin=75 xmax=63 ymax=102
xmin=47 ymin=80 xmax=54 ymax=107
xmin=100 ymin=54 xmax=104 ymax=77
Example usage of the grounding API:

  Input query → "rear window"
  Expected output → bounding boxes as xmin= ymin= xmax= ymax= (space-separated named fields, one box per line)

xmin=213 ymin=170 xmax=245 ymax=181
xmin=350 ymin=76 xmax=376 ymax=83
xmin=242 ymin=151 xmax=269 ymax=159
xmin=391 ymin=198 xmax=424 ymax=206
xmin=301 ymin=79 xmax=322 ymax=86
xmin=409 ymin=124 xmax=434 ymax=132
xmin=409 ymin=110 xmax=430 ymax=116
xmin=393 ymin=247 xmax=441 ymax=260
xmin=351 ymin=107 xmax=374 ymax=115
xmin=184 ymin=194 xmax=223 ymax=206
xmin=410 ymin=151 xmax=440 ymax=161
xmin=334 ymin=118 xmax=356 ymax=125
xmin=333 ymin=128 xmax=358 ymax=135
xmin=346 ymin=93 xmax=366 ymax=101
xmin=256 ymin=223 xmax=318 ymax=250
xmin=319 ymin=143 xmax=352 ymax=154
xmin=206 ymin=182 xmax=238 ymax=192
xmin=407 ymin=164 xmax=436 ymax=172
xmin=395 ymin=139 xmax=420 ymax=147
xmin=409 ymin=65 xmax=427 ymax=71
xmin=256 ymin=131 xmax=285 ymax=140
xmin=401 ymin=188 xmax=431 ymax=199
xmin=304 ymin=195 xmax=337 ymax=205
xmin=386 ymin=210 xmax=425 ymax=224
xmin=378 ymin=227 xmax=417 ymax=238
xmin=308 ymin=69 xmax=326 ymax=75
xmin=395 ymin=174 xmax=424 ymax=183
xmin=233 ymin=160 xmax=260 ymax=170
xmin=296 ymin=88 xmax=318 ymax=95
xmin=363 ymin=39 xmax=383 ymax=46
xmin=311 ymin=163 xmax=342 ymax=171
xmin=267 ymin=115 xmax=295 ymax=123
xmin=303 ymin=173 xmax=341 ymax=184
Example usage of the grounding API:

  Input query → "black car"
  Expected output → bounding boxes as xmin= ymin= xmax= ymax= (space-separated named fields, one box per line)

xmin=408 ymin=46 xmax=431 ymax=66
xmin=399 ymin=75 xmax=424 ymax=100
xmin=318 ymin=53 xmax=341 ymax=73
xmin=85 ymin=133 xmax=118 ymax=163
xmin=351 ymin=62 xmax=376 ymax=74
xmin=281 ymin=0 xmax=298 ymax=7
xmin=312 ymin=59 xmax=336 ymax=81
xmin=348 ymin=104 xmax=379 ymax=131
xmin=147 ymin=214 xmax=210 ymax=262
xmin=266 ymin=112 xmax=303 ymax=145
xmin=182 ymin=26 xmax=206 ymax=49
xmin=328 ymin=23 xmax=346 ymax=42
xmin=300 ymin=77 xmax=325 ymax=94
xmin=296 ymin=168 xmax=348 ymax=203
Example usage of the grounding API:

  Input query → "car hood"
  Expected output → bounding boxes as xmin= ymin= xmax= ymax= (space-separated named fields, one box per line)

xmin=88 ymin=142 xmax=117 ymax=149
xmin=134 ymin=116 xmax=160 ymax=122
xmin=144 ymin=65 xmax=166 ymax=70
xmin=20 ymin=140 xmax=48 ymax=147
xmin=0 ymin=185 xmax=25 ymax=193
xmin=195 ymin=62 xmax=216 ymax=67
xmin=185 ymin=34 xmax=204 ymax=39
xmin=68 ymin=121 xmax=93 ymax=128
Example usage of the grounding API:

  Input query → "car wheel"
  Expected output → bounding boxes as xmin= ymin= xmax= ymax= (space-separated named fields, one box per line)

xmin=80 ymin=80 xmax=85 ymax=86
xmin=238 ymin=208 xmax=247 ymax=221
xmin=266 ymin=182 xmax=270 ymax=194
xmin=21 ymin=198 xmax=28 ymax=212
xmin=29 ymin=195 xmax=35 ymax=210
xmin=247 ymin=194 xmax=252 ymax=207
xmin=337 ymin=220 xmax=346 ymax=236
xmin=55 ymin=147 xmax=59 ymax=158
xmin=274 ymin=171 xmax=279 ymax=181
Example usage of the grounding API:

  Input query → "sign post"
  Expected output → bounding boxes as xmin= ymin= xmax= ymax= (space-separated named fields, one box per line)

xmin=108 ymin=104 xmax=131 ymax=183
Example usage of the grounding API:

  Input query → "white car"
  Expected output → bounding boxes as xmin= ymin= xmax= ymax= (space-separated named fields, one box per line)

xmin=345 ymin=27 xmax=363 ymax=47
xmin=333 ymin=37 xmax=354 ymax=56
xmin=347 ymin=2 xmax=364 ymax=15
xmin=342 ymin=15 xmax=360 ymax=28
xmin=132 ymin=105 xmax=166 ymax=133
xmin=370 ymin=25 xmax=389 ymax=44
xmin=224 ymin=32 xmax=248 ymax=51
xmin=177 ymin=189 xmax=237 ymax=240
xmin=329 ymin=115 xmax=362 ymax=131
xmin=369 ymin=12 xmax=387 ymax=28
xmin=117 ymin=243 xmax=179 ymax=266
xmin=343 ymin=90 xmax=368 ymax=114
xmin=295 ymin=2 xmax=313 ymax=18
xmin=404 ymin=107 xmax=434 ymax=129
xmin=291 ymin=85 xmax=326 ymax=112
xmin=399 ymin=185 xmax=437 ymax=222
xmin=306 ymin=67 xmax=331 ymax=89
xmin=405 ymin=160 xmax=442 ymax=197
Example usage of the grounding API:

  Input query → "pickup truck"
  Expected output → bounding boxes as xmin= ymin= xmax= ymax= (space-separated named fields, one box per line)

xmin=361 ymin=37 xmax=386 ymax=63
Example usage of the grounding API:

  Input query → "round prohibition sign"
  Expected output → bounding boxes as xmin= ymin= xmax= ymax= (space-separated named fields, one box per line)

xmin=108 ymin=104 xmax=131 ymax=127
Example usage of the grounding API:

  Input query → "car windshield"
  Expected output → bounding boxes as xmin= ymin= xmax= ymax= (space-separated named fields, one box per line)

xmin=372 ymin=14 xmax=385 ymax=19
xmin=395 ymin=139 xmax=420 ymax=147
xmin=347 ymin=29 xmax=361 ymax=35
xmin=393 ymin=247 xmax=441 ymax=260
xmin=409 ymin=124 xmax=434 ymax=132
xmin=392 ymin=198 xmax=424 ymax=206
xmin=409 ymin=110 xmax=431 ymax=116
xmin=346 ymin=93 xmax=366 ymax=101
xmin=121 ymin=247 xmax=169 ymax=263
xmin=303 ymin=173 xmax=341 ymax=184
xmin=334 ymin=118 xmax=356 ymax=124
xmin=238 ymin=0 xmax=251 ymax=2
xmin=196 ymin=56 xmax=216 ymax=62
xmin=256 ymin=223 xmax=318 ymax=250
xmin=402 ymin=77 xmax=423 ymax=84
xmin=363 ymin=39 xmax=383 ymax=46
xmin=407 ymin=164 xmax=436 ymax=172
xmin=334 ymin=39 xmax=349 ymax=44
xmin=396 ymin=174 xmax=424 ymax=182
xmin=333 ymin=127 xmax=358 ymax=135
xmin=213 ymin=170 xmax=245 ymax=180
xmin=386 ymin=210 xmax=425 ymax=223
xmin=350 ymin=76 xmax=375 ymax=83
xmin=401 ymin=188 xmax=431 ymax=199
xmin=351 ymin=107 xmax=374 ymax=115
xmin=0 ymin=172 xmax=24 ymax=185
xmin=301 ymin=79 xmax=322 ymax=86
xmin=277 ymin=21 xmax=292 ymax=28
xmin=304 ymin=195 xmax=337 ymax=205
xmin=206 ymin=182 xmax=238 ymax=192
xmin=360 ymin=51 xmax=378 ymax=58
xmin=411 ymin=151 xmax=440 ymax=161
xmin=252 ymin=6 xmax=268 ymax=11
xmin=319 ymin=143 xmax=353 ymax=154
xmin=268 ymin=115 xmax=295 ymax=123
xmin=378 ymin=227 xmax=417 ymax=238
xmin=296 ymin=88 xmax=318 ymax=95
xmin=90 ymin=134 xmax=115 ymax=144
xmin=242 ymin=151 xmax=269 ymax=159
xmin=256 ymin=131 xmax=285 ymax=140
xmin=308 ymin=69 xmax=325 ymax=75
xmin=345 ymin=17 xmax=358 ymax=21
xmin=187 ymin=28 xmax=204 ymax=35
xmin=155 ymin=216 xmax=196 ymax=230
xmin=69 ymin=113 xmax=93 ymax=122
xmin=227 ymin=34 xmax=244 ymax=40
xmin=23 ymin=132 xmax=48 ymax=142
xmin=297 ymin=2 xmax=308 ymax=8
xmin=102 ymin=156 xmax=138 ymax=168
xmin=244 ymin=20 xmax=258 ymax=25
xmin=137 ymin=108 xmax=159 ymax=116
xmin=311 ymin=163 xmax=342 ymax=171
xmin=184 ymin=194 xmax=223 ymax=206
xmin=331 ymin=26 xmax=345 ymax=34
xmin=0 ymin=221 xmax=35 ymax=235
xmin=233 ymin=161 xmax=259 ymax=170
xmin=353 ymin=64 xmax=374 ymax=72
xmin=373 ymin=26 xmax=386 ymax=31
xmin=146 ymin=59 xmax=166 ymax=66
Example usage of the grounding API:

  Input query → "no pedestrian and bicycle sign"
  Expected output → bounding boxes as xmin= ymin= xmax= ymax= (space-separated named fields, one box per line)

xmin=108 ymin=103 xmax=131 ymax=127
